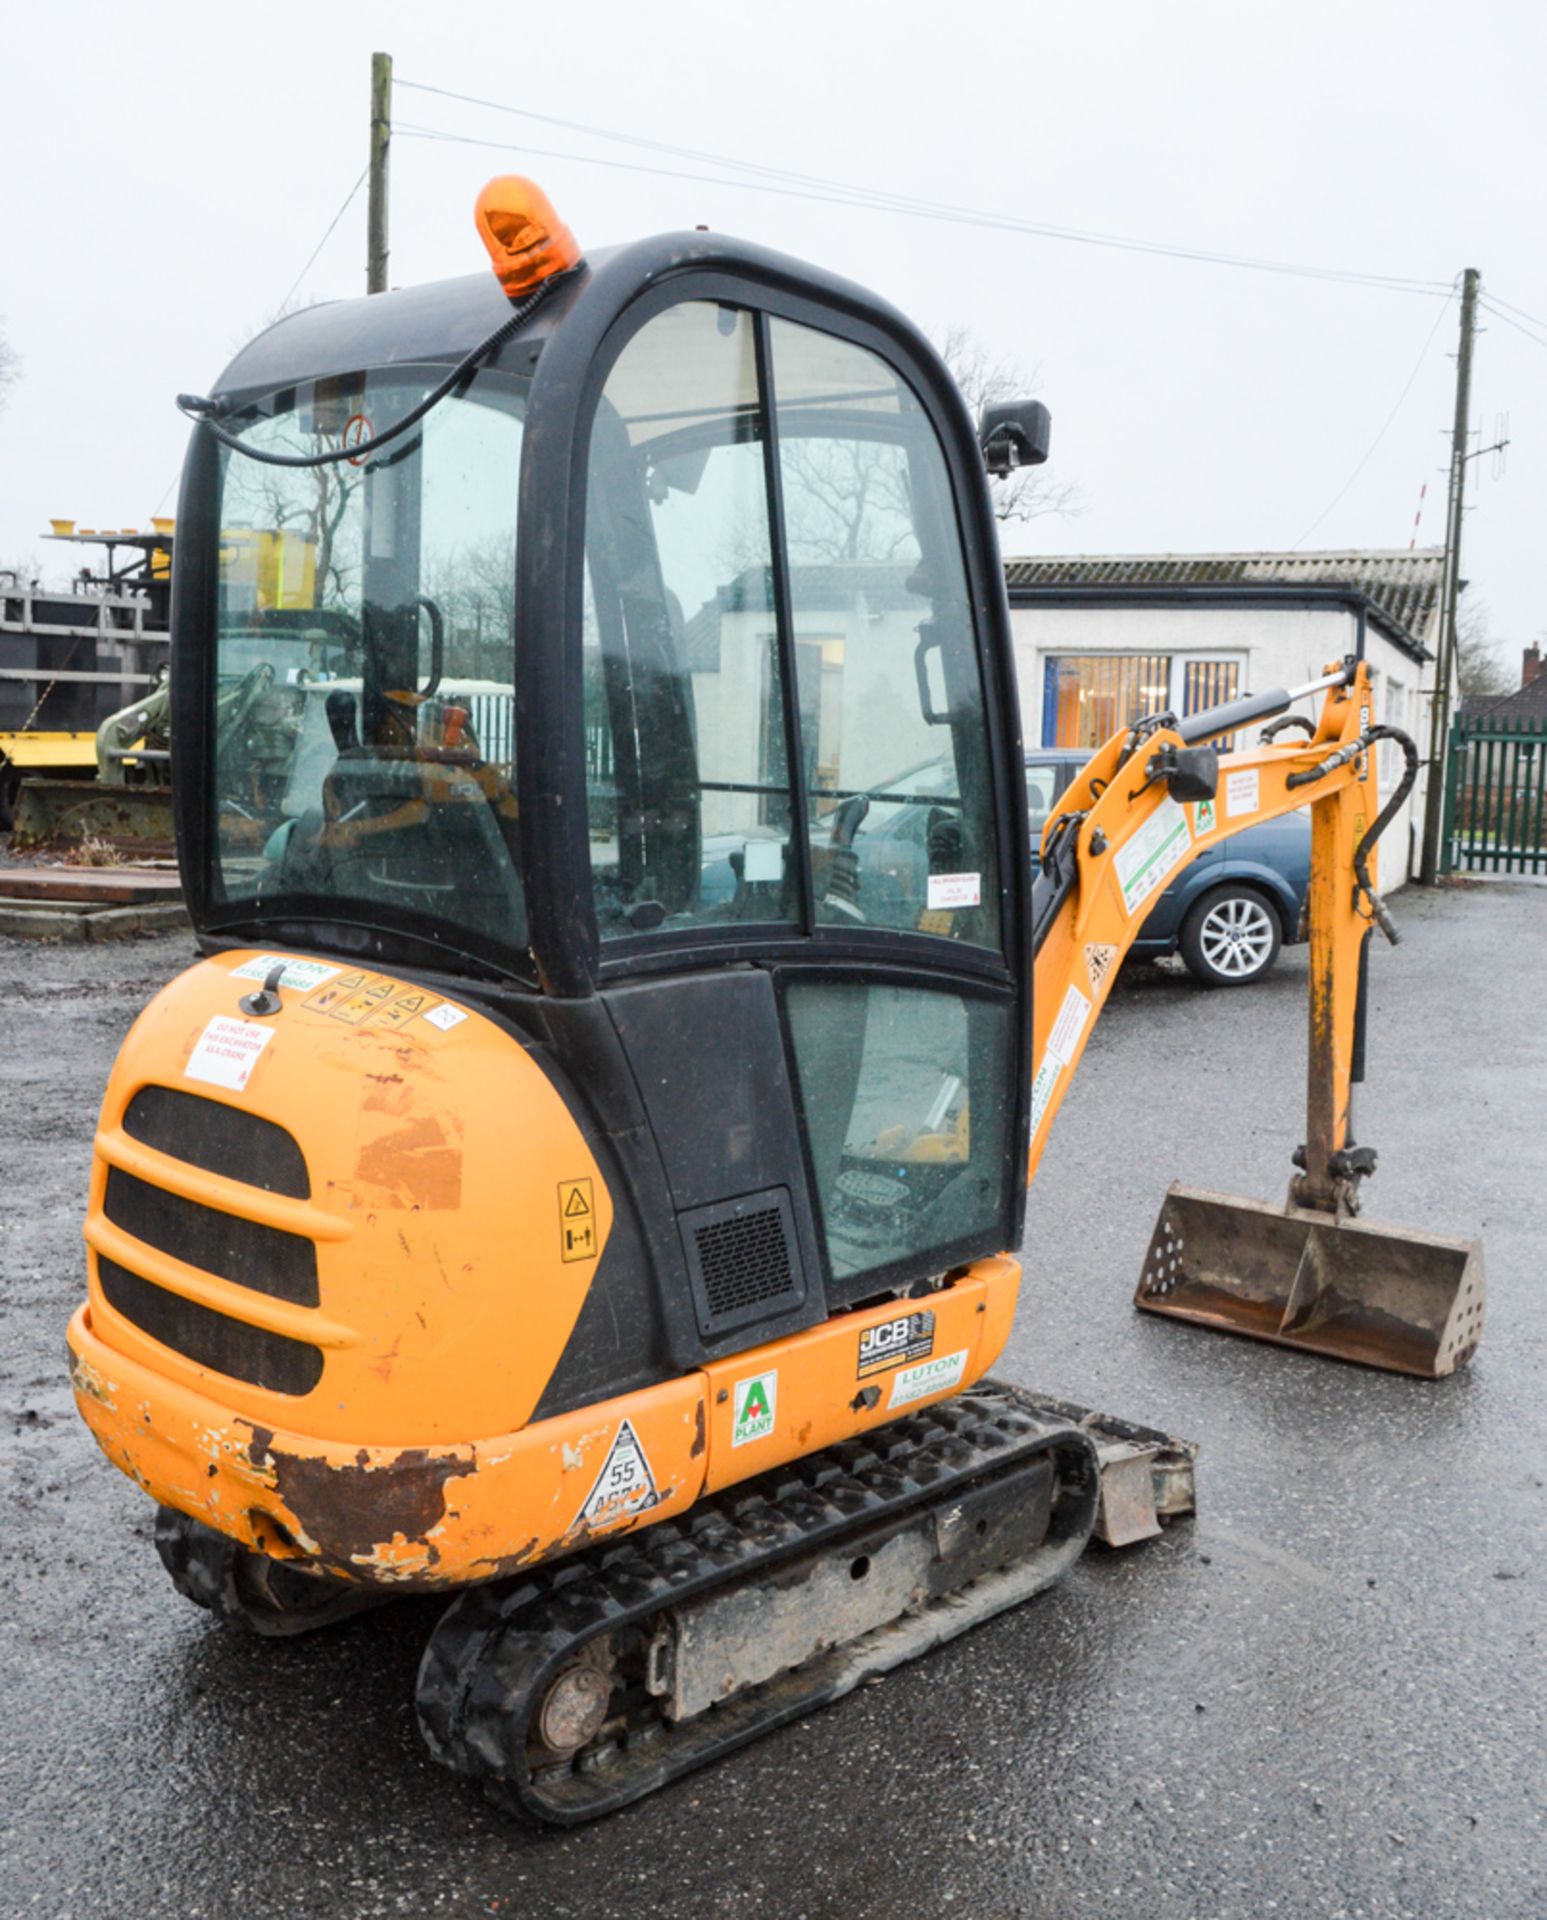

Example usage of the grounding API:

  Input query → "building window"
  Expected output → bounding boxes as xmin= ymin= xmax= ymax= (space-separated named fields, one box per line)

xmin=1382 ymin=678 xmax=1406 ymax=796
xmin=1181 ymin=657 xmax=1241 ymax=750
xmin=1041 ymin=654 xmax=1171 ymax=748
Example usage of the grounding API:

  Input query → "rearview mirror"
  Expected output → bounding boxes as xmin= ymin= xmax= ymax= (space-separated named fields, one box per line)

xmin=979 ymin=401 xmax=1052 ymax=476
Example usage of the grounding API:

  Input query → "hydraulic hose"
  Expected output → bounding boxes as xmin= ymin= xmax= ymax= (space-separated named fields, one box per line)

xmin=175 ymin=272 xmax=572 ymax=469
xmin=1286 ymin=724 xmax=1420 ymax=943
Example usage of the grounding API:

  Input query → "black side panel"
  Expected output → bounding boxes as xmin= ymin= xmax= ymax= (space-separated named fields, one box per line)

xmin=607 ymin=970 xmax=807 ymax=1207
xmin=523 ymin=996 xmax=690 ymax=1421
xmin=528 ymin=1222 xmax=674 ymax=1423
xmin=605 ymin=970 xmax=827 ymax=1348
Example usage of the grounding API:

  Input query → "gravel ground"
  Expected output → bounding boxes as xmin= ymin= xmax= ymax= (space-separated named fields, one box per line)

xmin=2 ymin=883 xmax=1542 ymax=1920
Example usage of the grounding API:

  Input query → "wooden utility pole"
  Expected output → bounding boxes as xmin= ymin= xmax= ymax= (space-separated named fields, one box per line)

xmin=367 ymin=52 xmax=392 ymax=295
xmin=1418 ymin=267 xmax=1480 ymax=886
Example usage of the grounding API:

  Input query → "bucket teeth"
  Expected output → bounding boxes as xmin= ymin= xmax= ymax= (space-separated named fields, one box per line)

xmin=1134 ymin=1183 xmax=1485 ymax=1378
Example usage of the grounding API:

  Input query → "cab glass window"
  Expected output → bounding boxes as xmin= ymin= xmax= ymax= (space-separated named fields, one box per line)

xmin=770 ymin=320 xmax=1001 ymax=953
xmin=210 ymin=367 xmax=527 ymax=959
xmin=584 ymin=303 xmax=795 ymax=939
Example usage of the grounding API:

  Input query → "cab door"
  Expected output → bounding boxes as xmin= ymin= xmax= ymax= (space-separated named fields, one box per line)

xmin=547 ymin=266 xmax=1030 ymax=1328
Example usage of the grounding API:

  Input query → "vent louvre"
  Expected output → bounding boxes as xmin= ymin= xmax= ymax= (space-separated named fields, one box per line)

xmin=103 ymin=1168 xmax=319 ymax=1306
xmin=122 ymin=1085 xmax=310 ymax=1198
xmin=680 ymin=1188 xmax=805 ymax=1338
xmin=97 ymin=1255 xmax=323 ymax=1396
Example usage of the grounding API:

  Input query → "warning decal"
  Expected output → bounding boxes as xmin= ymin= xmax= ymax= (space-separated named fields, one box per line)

xmin=574 ymin=1419 xmax=661 ymax=1530
xmin=185 ymin=1016 xmax=274 ymax=1094
xmin=1084 ymin=943 xmax=1119 ymax=993
xmin=1224 ymin=768 xmax=1260 ymax=818
xmin=1046 ymin=984 xmax=1091 ymax=1066
xmin=1113 ymin=799 xmax=1191 ymax=916
xmin=559 ymin=1178 xmax=597 ymax=1262
xmin=927 ymin=871 xmax=982 ymax=910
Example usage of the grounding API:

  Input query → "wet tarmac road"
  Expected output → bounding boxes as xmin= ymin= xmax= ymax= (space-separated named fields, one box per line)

xmin=3 ymin=883 xmax=1543 ymax=1919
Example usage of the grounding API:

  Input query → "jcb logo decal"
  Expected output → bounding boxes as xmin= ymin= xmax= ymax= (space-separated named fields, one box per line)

xmin=856 ymin=1310 xmax=936 ymax=1378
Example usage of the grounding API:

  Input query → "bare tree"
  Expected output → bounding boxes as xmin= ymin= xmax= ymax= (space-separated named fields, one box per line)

xmin=0 ymin=318 xmax=19 ymax=419
xmin=935 ymin=326 xmax=1083 ymax=526
xmin=1455 ymin=599 xmax=1513 ymax=698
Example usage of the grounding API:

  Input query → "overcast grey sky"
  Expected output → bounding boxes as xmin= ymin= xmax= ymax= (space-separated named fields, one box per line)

xmin=2 ymin=0 xmax=1543 ymax=665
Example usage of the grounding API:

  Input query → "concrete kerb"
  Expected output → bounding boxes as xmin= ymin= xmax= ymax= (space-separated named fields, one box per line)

xmin=0 ymin=900 xmax=190 ymax=942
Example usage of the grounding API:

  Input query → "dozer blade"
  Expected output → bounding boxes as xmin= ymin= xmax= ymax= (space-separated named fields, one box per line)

xmin=1135 ymin=1184 xmax=1485 ymax=1378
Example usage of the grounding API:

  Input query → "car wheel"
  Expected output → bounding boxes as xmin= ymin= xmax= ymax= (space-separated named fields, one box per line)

xmin=1179 ymin=886 xmax=1282 ymax=987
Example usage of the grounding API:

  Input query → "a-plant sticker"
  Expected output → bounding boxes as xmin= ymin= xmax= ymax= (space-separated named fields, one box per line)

xmin=731 ymin=1370 xmax=778 ymax=1447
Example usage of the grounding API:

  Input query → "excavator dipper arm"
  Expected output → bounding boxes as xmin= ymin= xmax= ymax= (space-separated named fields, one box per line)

xmin=1026 ymin=658 xmax=1393 ymax=1195
xmin=1025 ymin=657 xmax=1483 ymax=1377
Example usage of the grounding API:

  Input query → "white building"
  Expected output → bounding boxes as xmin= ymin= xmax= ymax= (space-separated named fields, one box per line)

xmin=1004 ymin=550 xmax=1445 ymax=886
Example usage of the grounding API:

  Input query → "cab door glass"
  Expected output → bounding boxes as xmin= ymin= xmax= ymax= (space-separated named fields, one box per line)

xmin=769 ymin=319 xmax=1001 ymax=953
xmin=584 ymin=303 xmax=795 ymax=937
xmin=784 ymin=980 xmax=1011 ymax=1287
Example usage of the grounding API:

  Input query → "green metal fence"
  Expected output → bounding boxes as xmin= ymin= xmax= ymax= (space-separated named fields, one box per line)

xmin=1442 ymin=714 xmax=1547 ymax=875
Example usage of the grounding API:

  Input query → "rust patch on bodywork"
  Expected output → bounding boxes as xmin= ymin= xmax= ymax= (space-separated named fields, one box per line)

xmin=268 ymin=1445 xmax=475 ymax=1581
xmin=691 ymin=1399 xmax=706 ymax=1458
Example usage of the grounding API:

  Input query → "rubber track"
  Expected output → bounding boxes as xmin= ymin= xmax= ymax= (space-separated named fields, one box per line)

xmin=415 ymin=1381 xmax=1099 ymax=1823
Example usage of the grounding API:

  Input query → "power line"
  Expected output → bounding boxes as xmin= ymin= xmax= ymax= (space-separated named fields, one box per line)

xmin=394 ymin=88 xmax=1451 ymax=297
xmin=1478 ymin=297 xmax=1547 ymax=351
xmin=279 ymin=164 xmax=370 ymax=312
xmin=1292 ymin=284 xmax=1458 ymax=550
xmin=1482 ymin=290 xmax=1547 ymax=334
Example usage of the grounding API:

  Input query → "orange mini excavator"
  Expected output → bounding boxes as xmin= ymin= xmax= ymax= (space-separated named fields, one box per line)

xmin=68 ymin=178 xmax=1483 ymax=1822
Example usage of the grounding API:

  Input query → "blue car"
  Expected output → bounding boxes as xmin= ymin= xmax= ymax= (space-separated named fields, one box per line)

xmin=701 ymin=748 xmax=1310 ymax=988
xmin=1025 ymin=749 xmax=1310 ymax=986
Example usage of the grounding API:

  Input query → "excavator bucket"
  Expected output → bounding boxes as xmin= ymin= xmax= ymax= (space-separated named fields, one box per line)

xmin=1135 ymin=1185 xmax=1485 ymax=1378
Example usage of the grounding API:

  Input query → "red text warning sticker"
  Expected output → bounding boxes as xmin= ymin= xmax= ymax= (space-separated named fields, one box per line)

xmin=185 ymin=1016 xmax=274 ymax=1093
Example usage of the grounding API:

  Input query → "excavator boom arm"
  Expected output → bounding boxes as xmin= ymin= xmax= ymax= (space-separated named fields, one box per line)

xmin=1027 ymin=658 xmax=1397 ymax=1208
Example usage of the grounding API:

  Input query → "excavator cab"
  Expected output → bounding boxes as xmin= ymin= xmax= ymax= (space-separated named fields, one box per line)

xmin=170 ymin=224 xmax=1037 ymax=1340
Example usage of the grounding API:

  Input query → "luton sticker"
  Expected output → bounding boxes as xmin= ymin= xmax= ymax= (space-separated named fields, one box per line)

xmin=559 ymin=1178 xmax=596 ymax=1262
xmin=575 ymin=1419 xmax=661 ymax=1530
xmin=732 ymin=1370 xmax=778 ymax=1448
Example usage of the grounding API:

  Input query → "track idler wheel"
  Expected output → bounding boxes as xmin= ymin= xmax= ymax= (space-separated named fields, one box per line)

xmin=153 ymin=1505 xmax=386 ymax=1638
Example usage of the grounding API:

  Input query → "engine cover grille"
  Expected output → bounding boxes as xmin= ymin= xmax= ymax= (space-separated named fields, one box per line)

xmin=97 ymin=1090 xmax=321 ymax=1395
xmin=97 ymin=1255 xmax=323 ymax=1396
xmin=122 ymin=1084 xmax=310 ymax=1197
xmin=103 ymin=1167 xmax=318 ymax=1307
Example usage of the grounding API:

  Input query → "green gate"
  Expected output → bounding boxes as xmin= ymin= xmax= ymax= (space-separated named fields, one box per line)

xmin=1442 ymin=714 xmax=1547 ymax=875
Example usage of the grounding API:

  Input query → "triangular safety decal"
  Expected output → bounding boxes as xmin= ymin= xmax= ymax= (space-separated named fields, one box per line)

xmin=575 ymin=1418 xmax=662 ymax=1531
xmin=1085 ymin=943 xmax=1119 ymax=993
